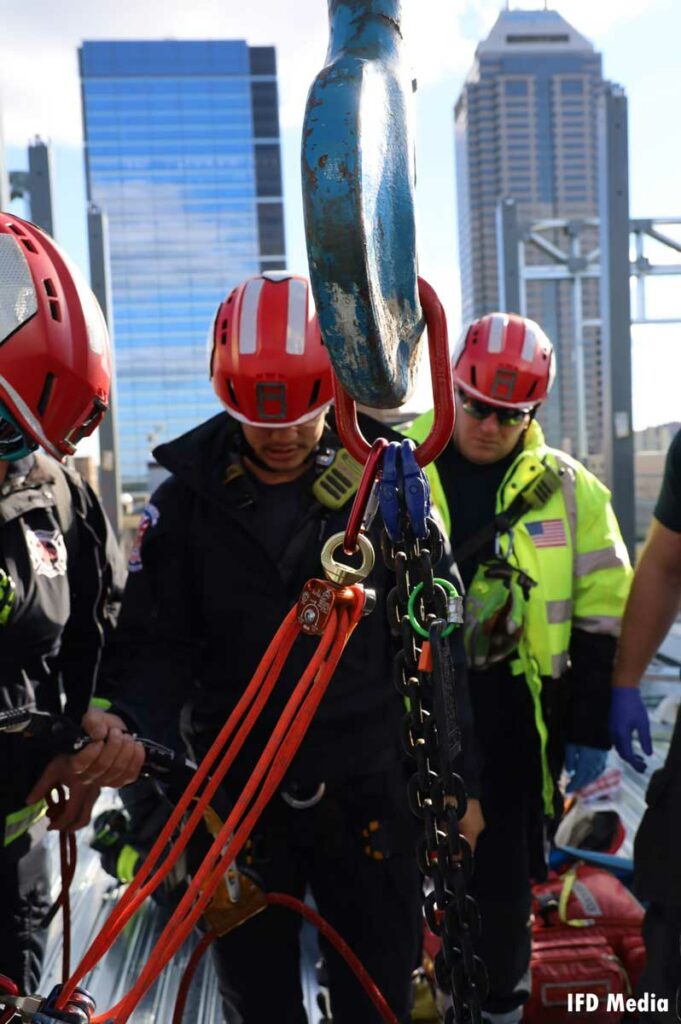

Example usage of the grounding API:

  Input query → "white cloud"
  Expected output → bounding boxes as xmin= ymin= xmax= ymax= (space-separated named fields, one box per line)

xmin=0 ymin=0 xmax=668 ymax=147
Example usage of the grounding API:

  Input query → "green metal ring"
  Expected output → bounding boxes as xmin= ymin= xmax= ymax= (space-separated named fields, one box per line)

xmin=407 ymin=578 xmax=460 ymax=639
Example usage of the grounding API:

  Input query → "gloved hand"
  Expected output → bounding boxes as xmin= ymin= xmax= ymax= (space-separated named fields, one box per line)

xmin=609 ymin=686 xmax=652 ymax=773
xmin=564 ymin=743 xmax=608 ymax=793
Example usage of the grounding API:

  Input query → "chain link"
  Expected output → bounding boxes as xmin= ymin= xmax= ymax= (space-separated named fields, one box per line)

xmin=382 ymin=519 xmax=488 ymax=1024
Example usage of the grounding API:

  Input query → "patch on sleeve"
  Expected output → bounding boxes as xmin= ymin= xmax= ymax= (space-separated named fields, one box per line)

xmin=128 ymin=503 xmax=160 ymax=573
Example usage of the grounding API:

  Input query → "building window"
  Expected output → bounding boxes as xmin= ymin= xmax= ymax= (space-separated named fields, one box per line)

xmin=504 ymin=80 xmax=528 ymax=97
xmin=254 ymin=145 xmax=283 ymax=197
xmin=250 ymin=82 xmax=280 ymax=138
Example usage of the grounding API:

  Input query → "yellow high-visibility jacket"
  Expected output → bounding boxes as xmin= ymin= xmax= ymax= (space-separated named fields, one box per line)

xmin=404 ymin=414 xmax=633 ymax=813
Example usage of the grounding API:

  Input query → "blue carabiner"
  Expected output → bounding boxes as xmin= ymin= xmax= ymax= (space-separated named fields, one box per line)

xmin=377 ymin=441 xmax=432 ymax=543
xmin=377 ymin=441 xmax=402 ymax=542
xmin=399 ymin=439 xmax=430 ymax=541
xmin=302 ymin=0 xmax=423 ymax=408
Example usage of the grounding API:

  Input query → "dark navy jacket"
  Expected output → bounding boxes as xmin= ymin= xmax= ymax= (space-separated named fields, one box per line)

xmin=102 ymin=412 xmax=480 ymax=793
xmin=0 ymin=452 xmax=124 ymax=807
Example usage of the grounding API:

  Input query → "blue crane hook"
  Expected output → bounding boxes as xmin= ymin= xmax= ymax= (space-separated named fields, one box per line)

xmin=302 ymin=0 xmax=424 ymax=409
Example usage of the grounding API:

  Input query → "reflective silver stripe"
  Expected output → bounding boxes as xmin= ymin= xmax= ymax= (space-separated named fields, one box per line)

xmin=0 ymin=375 xmax=61 ymax=459
xmin=521 ymin=322 xmax=538 ymax=363
xmin=285 ymin=278 xmax=308 ymax=355
xmin=4 ymin=800 xmax=47 ymax=847
xmin=575 ymin=545 xmax=627 ymax=577
xmin=0 ymin=235 xmax=38 ymax=342
xmin=238 ymin=278 xmax=265 ymax=354
xmin=551 ymin=651 xmax=570 ymax=678
xmin=487 ymin=313 xmax=508 ymax=353
xmin=573 ymin=614 xmax=622 ymax=636
xmin=546 ymin=599 xmax=573 ymax=624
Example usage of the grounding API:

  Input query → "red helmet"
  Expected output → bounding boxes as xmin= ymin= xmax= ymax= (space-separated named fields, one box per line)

xmin=452 ymin=312 xmax=555 ymax=410
xmin=0 ymin=212 xmax=111 ymax=460
xmin=209 ymin=272 xmax=332 ymax=427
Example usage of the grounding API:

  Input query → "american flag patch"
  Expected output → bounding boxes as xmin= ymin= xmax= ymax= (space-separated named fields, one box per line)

xmin=526 ymin=519 xmax=567 ymax=548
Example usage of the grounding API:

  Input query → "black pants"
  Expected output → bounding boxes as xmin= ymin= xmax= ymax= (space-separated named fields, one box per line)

xmin=468 ymin=665 xmax=546 ymax=1018
xmin=633 ymin=706 xmax=681 ymax=1022
xmin=209 ymin=762 xmax=422 ymax=1024
xmin=0 ymin=826 xmax=51 ymax=995
xmin=629 ymin=904 xmax=681 ymax=1023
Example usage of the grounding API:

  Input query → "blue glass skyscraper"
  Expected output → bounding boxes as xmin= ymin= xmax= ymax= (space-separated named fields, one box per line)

xmin=79 ymin=41 xmax=285 ymax=487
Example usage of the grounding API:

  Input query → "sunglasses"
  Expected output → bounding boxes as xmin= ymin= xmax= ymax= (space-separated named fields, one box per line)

xmin=0 ymin=406 xmax=37 ymax=461
xmin=458 ymin=391 xmax=530 ymax=427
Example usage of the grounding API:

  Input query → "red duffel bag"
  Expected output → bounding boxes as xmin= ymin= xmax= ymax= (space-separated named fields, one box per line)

xmin=525 ymin=863 xmax=646 ymax=1023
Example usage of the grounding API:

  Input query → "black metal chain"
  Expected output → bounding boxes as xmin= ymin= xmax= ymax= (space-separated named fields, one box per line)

xmin=382 ymin=519 xmax=488 ymax=1024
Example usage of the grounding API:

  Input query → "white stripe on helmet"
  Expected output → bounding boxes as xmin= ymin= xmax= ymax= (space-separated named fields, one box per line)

xmin=521 ymin=321 xmax=538 ymax=362
xmin=238 ymin=278 xmax=265 ymax=355
xmin=486 ymin=313 xmax=508 ymax=354
xmin=285 ymin=278 xmax=308 ymax=355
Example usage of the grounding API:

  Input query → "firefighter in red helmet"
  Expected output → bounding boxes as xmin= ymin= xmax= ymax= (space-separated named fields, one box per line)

xmin=404 ymin=312 xmax=644 ymax=1024
xmin=0 ymin=213 xmax=143 ymax=994
xmin=91 ymin=271 xmax=483 ymax=1023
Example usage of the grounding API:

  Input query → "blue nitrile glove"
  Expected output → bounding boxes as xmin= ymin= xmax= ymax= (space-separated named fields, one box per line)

xmin=564 ymin=744 xmax=608 ymax=793
xmin=609 ymin=686 xmax=652 ymax=773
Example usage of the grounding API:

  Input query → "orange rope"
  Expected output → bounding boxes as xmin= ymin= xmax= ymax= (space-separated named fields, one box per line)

xmin=58 ymin=605 xmax=300 ymax=1004
xmin=171 ymin=931 xmax=216 ymax=1024
xmin=57 ymin=586 xmax=364 ymax=1022
xmin=104 ymin=598 xmax=362 ymax=1023
xmin=266 ymin=893 xmax=400 ymax=1024
xmin=170 ymin=892 xmax=401 ymax=1024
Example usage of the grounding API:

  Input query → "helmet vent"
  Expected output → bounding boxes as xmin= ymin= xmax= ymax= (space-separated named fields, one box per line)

xmin=470 ymin=366 xmax=477 ymax=388
xmin=308 ymin=378 xmax=321 ymax=408
xmin=525 ymin=381 xmax=537 ymax=400
xmin=226 ymin=379 xmax=239 ymax=407
xmin=37 ymin=372 xmax=55 ymax=416
xmin=220 ymin=318 xmax=228 ymax=345
xmin=21 ymin=237 xmax=38 ymax=254
xmin=43 ymin=279 xmax=61 ymax=321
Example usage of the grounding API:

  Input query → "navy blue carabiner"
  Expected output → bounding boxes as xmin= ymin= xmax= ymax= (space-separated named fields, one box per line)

xmin=377 ymin=441 xmax=402 ymax=542
xmin=377 ymin=440 xmax=432 ymax=543
xmin=399 ymin=440 xmax=430 ymax=541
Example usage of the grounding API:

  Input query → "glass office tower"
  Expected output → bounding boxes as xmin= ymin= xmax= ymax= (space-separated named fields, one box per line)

xmin=79 ymin=41 xmax=285 ymax=488
xmin=454 ymin=9 xmax=607 ymax=456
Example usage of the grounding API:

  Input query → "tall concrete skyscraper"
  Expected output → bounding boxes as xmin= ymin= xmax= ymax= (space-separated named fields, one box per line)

xmin=79 ymin=41 xmax=286 ymax=488
xmin=455 ymin=8 xmax=609 ymax=455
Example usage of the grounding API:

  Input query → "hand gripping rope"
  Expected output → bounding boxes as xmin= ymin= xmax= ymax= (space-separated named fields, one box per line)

xmin=0 ymin=567 xmax=402 ymax=1023
xmin=43 ymin=570 xmax=406 ymax=1024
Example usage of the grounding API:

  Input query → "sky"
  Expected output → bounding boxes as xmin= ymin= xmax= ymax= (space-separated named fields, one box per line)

xmin=1 ymin=0 xmax=680 ymax=432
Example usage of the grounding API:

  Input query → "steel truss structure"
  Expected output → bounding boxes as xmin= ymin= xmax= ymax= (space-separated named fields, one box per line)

xmin=497 ymin=87 xmax=681 ymax=557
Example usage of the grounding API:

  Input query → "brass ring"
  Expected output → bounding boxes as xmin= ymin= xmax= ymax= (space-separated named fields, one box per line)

xmin=320 ymin=532 xmax=375 ymax=586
